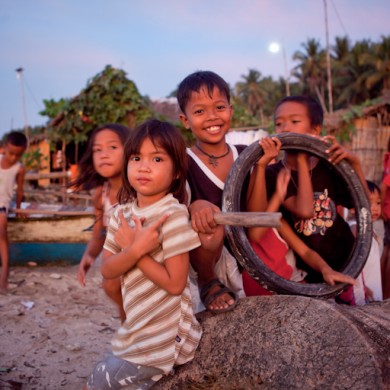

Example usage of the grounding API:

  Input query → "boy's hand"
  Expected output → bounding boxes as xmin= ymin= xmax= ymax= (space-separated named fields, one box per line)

xmin=323 ymin=135 xmax=359 ymax=166
xmin=257 ymin=137 xmax=281 ymax=167
xmin=275 ymin=168 xmax=291 ymax=202
xmin=189 ymin=199 xmax=220 ymax=234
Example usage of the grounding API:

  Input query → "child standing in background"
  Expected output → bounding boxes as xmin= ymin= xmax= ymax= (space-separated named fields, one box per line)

xmin=0 ymin=131 xmax=28 ymax=291
xmin=85 ymin=120 xmax=201 ymax=389
xmin=72 ymin=124 xmax=130 ymax=321
xmin=380 ymin=138 xmax=390 ymax=299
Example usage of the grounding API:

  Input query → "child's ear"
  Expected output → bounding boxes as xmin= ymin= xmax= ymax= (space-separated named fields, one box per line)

xmin=179 ymin=114 xmax=190 ymax=129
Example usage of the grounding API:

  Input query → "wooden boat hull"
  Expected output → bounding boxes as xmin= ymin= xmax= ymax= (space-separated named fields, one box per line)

xmin=8 ymin=214 xmax=94 ymax=265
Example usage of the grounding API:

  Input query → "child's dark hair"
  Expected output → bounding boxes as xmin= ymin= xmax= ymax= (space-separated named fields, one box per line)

xmin=71 ymin=123 xmax=130 ymax=191
xmin=274 ymin=95 xmax=324 ymax=127
xmin=366 ymin=180 xmax=380 ymax=194
xmin=177 ymin=70 xmax=230 ymax=114
xmin=5 ymin=131 xmax=28 ymax=149
xmin=119 ymin=119 xmax=188 ymax=205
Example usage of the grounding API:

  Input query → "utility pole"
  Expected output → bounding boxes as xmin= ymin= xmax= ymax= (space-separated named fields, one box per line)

xmin=282 ymin=46 xmax=291 ymax=96
xmin=15 ymin=67 xmax=30 ymax=138
xmin=323 ymin=0 xmax=333 ymax=114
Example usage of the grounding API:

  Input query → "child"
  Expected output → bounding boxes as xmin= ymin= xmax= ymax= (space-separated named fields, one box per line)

xmin=380 ymin=137 xmax=390 ymax=299
xmin=264 ymin=96 xmax=368 ymax=283
xmin=0 ymin=131 xmax=28 ymax=291
xmin=340 ymin=181 xmax=383 ymax=305
xmin=85 ymin=119 xmax=202 ymax=389
xmin=177 ymin=70 xmax=246 ymax=313
xmin=72 ymin=123 xmax=130 ymax=321
xmin=244 ymin=137 xmax=355 ymax=296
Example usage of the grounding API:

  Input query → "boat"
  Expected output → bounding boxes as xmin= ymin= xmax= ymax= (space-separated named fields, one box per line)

xmin=8 ymin=203 xmax=94 ymax=266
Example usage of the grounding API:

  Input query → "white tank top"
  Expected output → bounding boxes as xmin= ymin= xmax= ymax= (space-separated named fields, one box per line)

xmin=0 ymin=155 xmax=21 ymax=209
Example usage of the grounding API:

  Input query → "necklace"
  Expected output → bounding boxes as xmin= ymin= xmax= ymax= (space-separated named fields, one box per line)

xmin=194 ymin=143 xmax=230 ymax=167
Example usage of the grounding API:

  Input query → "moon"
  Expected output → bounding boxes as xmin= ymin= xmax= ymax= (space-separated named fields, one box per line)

xmin=269 ymin=42 xmax=280 ymax=53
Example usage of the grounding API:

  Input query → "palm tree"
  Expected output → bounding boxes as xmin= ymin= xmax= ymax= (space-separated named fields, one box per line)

xmin=292 ymin=38 xmax=328 ymax=112
xmin=235 ymin=69 xmax=268 ymax=127
xmin=364 ymin=35 xmax=390 ymax=94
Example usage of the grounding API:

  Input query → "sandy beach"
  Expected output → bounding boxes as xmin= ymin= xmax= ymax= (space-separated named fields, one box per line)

xmin=0 ymin=262 xmax=120 ymax=389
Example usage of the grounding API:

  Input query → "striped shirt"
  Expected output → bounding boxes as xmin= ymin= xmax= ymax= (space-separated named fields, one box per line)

xmin=103 ymin=193 xmax=202 ymax=374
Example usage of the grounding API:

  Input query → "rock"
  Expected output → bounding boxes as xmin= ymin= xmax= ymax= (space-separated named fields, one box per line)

xmin=155 ymin=296 xmax=390 ymax=390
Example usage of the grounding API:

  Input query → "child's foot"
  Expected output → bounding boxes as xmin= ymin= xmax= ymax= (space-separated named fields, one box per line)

xmin=200 ymin=278 xmax=238 ymax=313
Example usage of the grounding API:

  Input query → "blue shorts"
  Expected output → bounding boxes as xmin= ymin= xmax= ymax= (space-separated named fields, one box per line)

xmin=86 ymin=355 xmax=164 ymax=390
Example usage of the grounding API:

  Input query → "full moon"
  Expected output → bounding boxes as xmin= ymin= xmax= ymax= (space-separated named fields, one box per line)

xmin=269 ymin=42 xmax=280 ymax=53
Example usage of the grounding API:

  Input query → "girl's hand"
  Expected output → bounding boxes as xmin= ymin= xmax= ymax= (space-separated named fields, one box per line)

xmin=77 ymin=254 xmax=96 ymax=287
xmin=322 ymin=267 xmax=355 ymax=286
xmin=115 ymin=211 xmax=138 ymax=249
xmin=257 ymin=137 xmax=281 ymax=168
xmin=120 ymin=213 xmax=169 ymax=260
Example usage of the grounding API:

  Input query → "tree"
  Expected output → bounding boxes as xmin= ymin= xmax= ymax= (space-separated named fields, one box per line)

xmin=40 ymin=65 xmax=152 ymax=164
xmin=293 ymin=39 xmax=327 ymax=112
xmin=235 ymin=69 xmax=268 ymax=127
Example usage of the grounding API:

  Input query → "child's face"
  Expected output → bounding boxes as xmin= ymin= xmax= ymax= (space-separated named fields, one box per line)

xmin=92 ymin=129 xmax=124 ymax=179
xmin=127 ymin=137 xmax=175 ymax=207
xmin=274 ymin=102 xmax=321 ymax=136
xmin=179 ymin=86 xmax=233 ymax=145
xmin=2 ymin=143 xmax=25 ymax=166
xmin=369 ymin=189 xmax=381 ymax=222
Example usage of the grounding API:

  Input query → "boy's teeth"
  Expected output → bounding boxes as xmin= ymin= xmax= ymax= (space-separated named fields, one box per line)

xmin=208 ymin=126 xmax=220 ymax=131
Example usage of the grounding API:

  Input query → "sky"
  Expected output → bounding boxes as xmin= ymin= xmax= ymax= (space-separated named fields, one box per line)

xmin=1 ymin=0 xmax=389 ymax=139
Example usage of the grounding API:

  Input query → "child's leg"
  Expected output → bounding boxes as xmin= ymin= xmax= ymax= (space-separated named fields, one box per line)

xmin=0 ymin=213 xmax=9 ymax=292
xmin=381 ymin=245 xmax=390 ymax=299
xmin=191 ymin=225 xmax=237 ymax=312
xmin=86 ymin=355 xmax=163 ymax=390
xmin=102 ymin=277 xmax=126 ymax=322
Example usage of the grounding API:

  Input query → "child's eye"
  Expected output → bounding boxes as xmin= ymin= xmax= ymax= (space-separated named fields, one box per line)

xmin=92 ymin=148 xmax=101 ymax=153
xmin=216 ymin=105 xmax=226 ymax=110
xmin=194 ymin=109 xmax=203 ymax=115
xmin=130 ymin=156 xmax=140 ymax=161
xmin=109 ymin=145 xmax=118 ymax=150
xmin=292 ymin=120 xmax=301 ymax=124
xmin=153 ymin=157 xmax=162 ymax=162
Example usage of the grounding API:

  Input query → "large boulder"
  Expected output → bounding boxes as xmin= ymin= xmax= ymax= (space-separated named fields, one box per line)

xmin=155 ymin=296 xmax=390 ymax=389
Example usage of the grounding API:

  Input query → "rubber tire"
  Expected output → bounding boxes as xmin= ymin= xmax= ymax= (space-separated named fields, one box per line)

xmin=223 ymin=133 xmax=372 ymax=298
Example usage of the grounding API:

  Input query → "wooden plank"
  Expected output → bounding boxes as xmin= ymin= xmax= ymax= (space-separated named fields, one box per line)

xmin=10 ymin=208 xmax=94 ymax=216
xmin=214 ymin=212 xmax=281 ymax=227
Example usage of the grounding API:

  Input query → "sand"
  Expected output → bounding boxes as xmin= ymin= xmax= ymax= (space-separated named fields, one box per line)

xmin=0 ymin=262 xmax=120 ymax=389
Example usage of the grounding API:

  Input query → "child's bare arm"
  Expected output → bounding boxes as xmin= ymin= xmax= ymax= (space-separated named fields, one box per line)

xmin=247 ymin=137 xmax=281 ymax=212
xmin=15 ymin=165 xmax=25 ymax=217
xmin=137 ymin=253 xmax=190 ymax=295
xmin=283 ymin=153 xmax=314 ymax=218
xmin=101 ymin=213 xmax=168 ymax=279
xmin=77 ymin=188 xmax=106 ymax=286
xmin=247 ymin=168 xmax=290 ymax=242
xmin=279 ymin=220 xmax=355 ymax=286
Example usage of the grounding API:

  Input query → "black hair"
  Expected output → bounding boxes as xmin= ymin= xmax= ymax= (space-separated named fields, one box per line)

xmin=366 ymin=180 xmax=380 ymax=195
xmin=5 ymin=131 xmax=28 ymax=149
xmin=119 ymin=119 xmax=188 ymax=205
xmin=70 ymin=123 xmax=130 ymax=190
xmin=274 ymin=95 xmax=324 ymax=127
xmin=177 ymin=70 xmax=230 ymax=114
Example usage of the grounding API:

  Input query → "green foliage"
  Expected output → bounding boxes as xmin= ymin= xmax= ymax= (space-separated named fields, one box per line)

xmin=44 ymin=65 xmax=153 ymax=146
xmin=22 ymin=148 xmax=48 ymax=171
